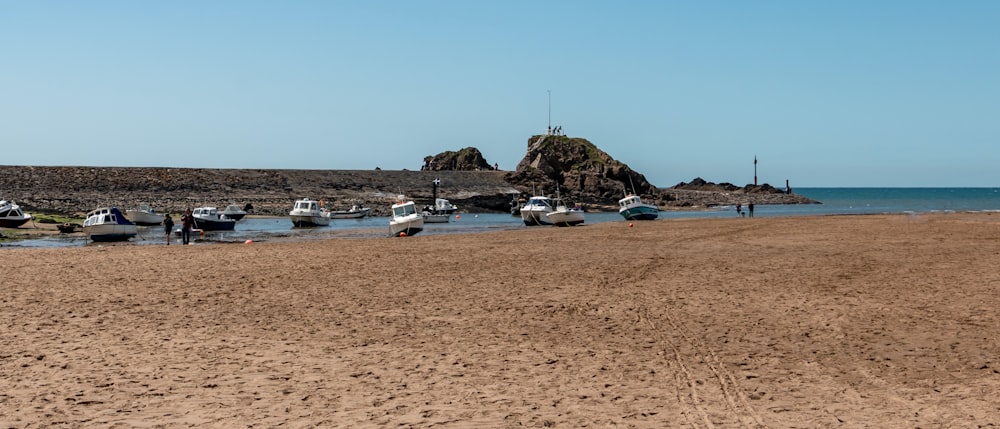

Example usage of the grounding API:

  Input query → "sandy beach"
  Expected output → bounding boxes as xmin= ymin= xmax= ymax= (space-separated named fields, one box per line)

xmin=2 ymin=213 xmax=999 ymax=427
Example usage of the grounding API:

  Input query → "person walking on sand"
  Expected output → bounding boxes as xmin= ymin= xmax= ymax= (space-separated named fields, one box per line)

xmin=181 ymin=208 xmax=195 ymax=245
xmin=163 ymin=213 xmax=174 ymax=245
xmin=736 ymin=203 xmax=742 ymax=217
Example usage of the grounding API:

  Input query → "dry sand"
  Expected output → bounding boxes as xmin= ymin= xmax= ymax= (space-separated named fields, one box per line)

xmin=2 ymin=213 xmax=999 ymax=428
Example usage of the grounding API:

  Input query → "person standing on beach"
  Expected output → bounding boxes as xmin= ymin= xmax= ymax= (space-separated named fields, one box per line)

xmin=736 ymin=203 xmax=742 ymax=217
xmin=163 ymin=213 xmax=174 ymax=245
xmin=748 ymin=202 xmax=755 ymax=218
xmin=181 ymin=208 xmax=195 ymax=244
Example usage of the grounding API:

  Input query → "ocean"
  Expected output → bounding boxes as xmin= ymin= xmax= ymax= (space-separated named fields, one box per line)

xmin=5 ymin=188 xmax=1000 ymax=248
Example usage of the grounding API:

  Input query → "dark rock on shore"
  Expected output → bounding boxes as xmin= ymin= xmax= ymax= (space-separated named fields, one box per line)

xmin=421 ymin=147 xmax=495 ymax=172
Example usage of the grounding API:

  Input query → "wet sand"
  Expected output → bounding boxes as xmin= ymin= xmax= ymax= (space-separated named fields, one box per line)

xmin=2 ymin=213 xmax=999 ymax=427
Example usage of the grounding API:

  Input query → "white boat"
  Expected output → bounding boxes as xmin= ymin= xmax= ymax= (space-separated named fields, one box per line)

xmin=0 ymin=200 xmax=32 ymax=228
xmin=618 ymin=194 xmax=659 ymax=220
xmin=545 ymin=193 xmax=585 ymax=227
xmin=389 ymin=197 xmax=424 ymax=237
xmin=422 ymin=198 xmax=456 ymax=223
xmin=289 ymin=198 xmax=330 ymax=227
xmin=192 ymin=207 xmax=237 ymax=231
xmin=83 ymin=207 xmax=137 ymax=242
xmin=125 ymin=203 xmax=164 ymax=226
xmin=220 ymin=204 xmax=247 ymax=221
xmin=327 ymin=204 xmax=371 ymax=219
xmin=421 ymin=178 xmax=457 ymax=223
xmin=519 ymin=195 xmax=554 ymax=226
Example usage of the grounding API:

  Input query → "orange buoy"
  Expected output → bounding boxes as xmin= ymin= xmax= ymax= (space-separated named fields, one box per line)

xmin=399 ymin=231 xmax=407 ymax=237
xmin=629 ymin=223 xmax=634 ymax=228
xmin=244 ymin=239 xmax=253 ymax=244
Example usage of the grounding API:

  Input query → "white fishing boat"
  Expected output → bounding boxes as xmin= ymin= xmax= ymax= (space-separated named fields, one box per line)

xmin=83 ymin=207 xmax=137 ymax=242
xmin=289 ymin=198 xmax=330 ymax=227
xmin=220 ymin=204 xmax=247 ymax=221
xmin=421 ymin=178 xmax=457 ymax=223
xmin=389 ymin=197 xmax=423 ymax=237
xmin=192 ymin=207 xmax=237 ymax=231
xmin=327 ymin=204 xmax=371 ymax=219
xmin=0 ymin=199 xmax=32 ymax=228
xmin=125 ymin=203 xmax=164 ymax=226
xmin=519 ymin=195 xmax=554 ymax=226
xmin=545 ymin=192 xmax=585 ymax=227
xmin=422 ymin=198 xmax=456 ymax=223
xmin=618 ymin=194 xmax=659 ymax=220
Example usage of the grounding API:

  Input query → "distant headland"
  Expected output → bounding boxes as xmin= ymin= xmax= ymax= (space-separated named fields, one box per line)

xmin=1 ymin=135 xmax=815 ymax=217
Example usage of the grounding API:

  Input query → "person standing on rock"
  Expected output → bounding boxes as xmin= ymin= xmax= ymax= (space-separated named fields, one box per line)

xmin=163 ymin=213 xmax=174 ymax=245
xmin=181 ymin=208 xmax=195 ymax=244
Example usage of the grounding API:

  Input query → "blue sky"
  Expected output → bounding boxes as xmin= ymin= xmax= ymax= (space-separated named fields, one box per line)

xmin=3 ymin=1 xmax=998 ymax=187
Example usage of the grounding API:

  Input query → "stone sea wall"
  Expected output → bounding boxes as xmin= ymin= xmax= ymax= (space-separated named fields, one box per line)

xmin=1 ymin=165 xmax=816 ymax=218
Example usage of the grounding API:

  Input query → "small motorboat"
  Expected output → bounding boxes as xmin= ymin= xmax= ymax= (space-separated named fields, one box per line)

xmin=618 ymin=194 xmax=659 ymax=220
xmin=389 ymin=197 xmax=423 ymax=237
xmin=220 ymin=204 xmax=248 ymax=221
xmin=191 ymin=207 xmax=237 ymax=231
xmin=327 ymin=204 xmax=371 ymax=219
xmin=0 ymin=199 xmax=32 ymax=228
xmin=519 ymin=195 xmax=554 ymax=226
xmin=83 ymin=207 xmax=137 ymax=242
xmin=421 ymin=198 xmax=456 ymax=223
xmin=125 ymin=203 xmax=164 ymax=226
xmin=545 ymin=192 xmax=585 ymax=227
xmin=289 ymin=198 xmax=330 ymax=227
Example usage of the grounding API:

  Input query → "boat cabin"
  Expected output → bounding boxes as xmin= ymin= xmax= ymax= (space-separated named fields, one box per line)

xmin=620 ymin=195 xmax=643 ymax=208
xmin=193 ymin=207 xmax=221 ymax=219
xmin=0 ymin=202 xmax=26 ymax=219
xmin=294 ymin=200 xmax=320 ymax=212
xmin=393 ymin=202 xmax=417 ymax=218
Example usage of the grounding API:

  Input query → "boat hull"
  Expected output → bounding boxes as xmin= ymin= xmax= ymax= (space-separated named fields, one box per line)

xmin=193 ymin=218 xmax=236 ymax=231
xmin=84 ymin=224 xmax=137 ymax=242
xmin=125 ymin=211 xmax=163 ymax=226
xmin=327 ymin=209 xmax=369 ymax=219
xmin=422 ymin=213 xmax=450 ymax=223
xmin=619 ymin=206 xmax=659 ymax=220
xmin=291 ymin=215 xmax=330 ymax=227
xmin=390 ymin=214 xmax=424 ymax=237
xmin=521 ymin=209 xmax=553 ymax=226
xmin=0 ymin=217 xmax=31 ymax=228
xmin=546 ymin=210 xmax=585 ymax=227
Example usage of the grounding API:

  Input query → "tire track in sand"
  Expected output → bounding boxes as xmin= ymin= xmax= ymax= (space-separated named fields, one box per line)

xmin=612 ymin=253 xmax=767 ymax=428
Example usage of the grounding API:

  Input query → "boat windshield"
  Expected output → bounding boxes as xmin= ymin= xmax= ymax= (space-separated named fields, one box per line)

xmin=394 ymin=204 xmax=415 ymax=217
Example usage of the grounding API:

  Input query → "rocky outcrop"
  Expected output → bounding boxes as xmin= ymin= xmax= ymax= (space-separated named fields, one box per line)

xmin=421 ymin=147 xmax=494 ymax=171
xmin=504 ymin=135 xmax=662 ymax=208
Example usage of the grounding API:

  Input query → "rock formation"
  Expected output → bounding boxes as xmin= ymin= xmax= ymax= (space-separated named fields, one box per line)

xmin=421 ymin=147 xmax=494 ymax=171
xmin=504 ymin=135 xmax=660 ymax=207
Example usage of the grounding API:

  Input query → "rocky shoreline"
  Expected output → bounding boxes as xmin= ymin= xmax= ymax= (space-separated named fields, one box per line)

xmin=1 ymin=165 xmax=816 ymax=219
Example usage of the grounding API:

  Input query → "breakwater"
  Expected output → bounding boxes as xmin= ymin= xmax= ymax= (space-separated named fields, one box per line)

xmin=1 ymin=165 xmax=816 ymax=218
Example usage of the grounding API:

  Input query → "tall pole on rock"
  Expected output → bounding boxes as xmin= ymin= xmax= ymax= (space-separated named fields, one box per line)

xmin=433 ymin=177 xmax=440 ymax=203
xmin=754 ymin=155 xmax=758 ymax=186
